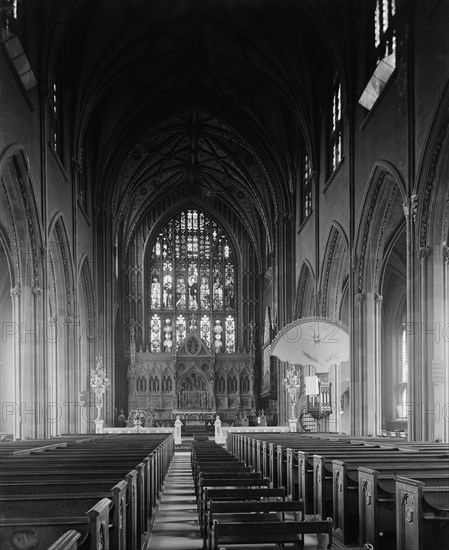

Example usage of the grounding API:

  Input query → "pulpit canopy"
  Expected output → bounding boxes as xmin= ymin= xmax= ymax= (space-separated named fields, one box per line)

xmin=270 ymin=316 xmax=349 ymax=369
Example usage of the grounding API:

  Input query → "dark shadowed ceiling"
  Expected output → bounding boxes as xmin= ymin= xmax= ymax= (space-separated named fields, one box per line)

xmin=37 ymin=0 xmax=358 ymax=250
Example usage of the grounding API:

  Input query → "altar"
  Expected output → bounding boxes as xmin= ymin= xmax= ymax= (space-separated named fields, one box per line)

xmin=173 ymin=410 xmax=216 ymax=423
xmin=127 ymin=328 xmax=255 ymax=423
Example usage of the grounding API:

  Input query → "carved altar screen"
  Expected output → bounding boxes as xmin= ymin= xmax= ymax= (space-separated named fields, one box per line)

xmin=146 ymin=209 xmax=236 ymax=353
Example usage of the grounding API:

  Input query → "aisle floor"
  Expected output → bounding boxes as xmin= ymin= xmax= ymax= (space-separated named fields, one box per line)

xmin=147 ymin=452 xmax=330 ymax=550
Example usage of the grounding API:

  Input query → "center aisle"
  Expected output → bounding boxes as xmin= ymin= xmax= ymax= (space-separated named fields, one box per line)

xmin=147 ymin=451 xmax=329 ymax=550
xmin=147 ymin=452 xmax=203 ymax=550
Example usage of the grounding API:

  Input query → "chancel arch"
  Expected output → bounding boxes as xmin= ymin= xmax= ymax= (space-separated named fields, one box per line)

xmin=125 ymin=205 xmax=259 ymax=425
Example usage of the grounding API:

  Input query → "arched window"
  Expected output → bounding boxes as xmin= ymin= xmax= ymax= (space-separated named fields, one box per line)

xmin=228 ymin=375 xmax=237 ymax=394
xmin=216 ymin=376 xmax=225 ymax=393
xmin=240 ymin=373 xmax=250 ymax=393
xmin=146 ymin=209 xmax=236 ymax=352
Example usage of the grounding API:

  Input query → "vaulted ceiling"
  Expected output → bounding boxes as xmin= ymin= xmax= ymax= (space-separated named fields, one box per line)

xmin=38 ymin=0 xmax=357 ymax=254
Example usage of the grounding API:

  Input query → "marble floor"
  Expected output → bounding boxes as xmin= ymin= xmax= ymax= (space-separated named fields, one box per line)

xmin=146 ymin=452 xmax=330 ymax=550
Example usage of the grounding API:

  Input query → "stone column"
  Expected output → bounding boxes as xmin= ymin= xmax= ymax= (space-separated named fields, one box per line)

xmin=10 ymin=286 xmax=21 ymax=440
xmin=404 ymin=196 xmax=420 ymax=441
xmin=351 ymin=292 xmax=365 ymax=436
xmin=443 ymin=246 xmax=449 ymax=443
xmin=374 ymin=293 xmax=383 ymax=436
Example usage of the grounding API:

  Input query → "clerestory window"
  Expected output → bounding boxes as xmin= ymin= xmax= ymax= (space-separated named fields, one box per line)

xmin=330 ymin=78 xmax=343 ymax=173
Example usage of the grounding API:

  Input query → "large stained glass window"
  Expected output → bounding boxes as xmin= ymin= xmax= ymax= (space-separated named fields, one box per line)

xmin=146 ymin=209 xmax=236 ymax=352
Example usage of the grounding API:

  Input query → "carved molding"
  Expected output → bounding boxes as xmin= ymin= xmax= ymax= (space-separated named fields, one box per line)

xmin=17 ymin=166 xmax=40 ymax=290
xmin=410 ymin=194 xmax=419 ymax=223
xmin=358 ymin=172 xmax=386 ymax=293
xmin=420 ymin=106 xmax=449 ymax=247
xmin=374 ymin=187 xmax=396 ymax=289
xmin=55 ymin=221 xmax=72 ymax=318
xmin=321 ymin=229 xmax=339 ymax=317
xmin=2 ymin=182 xmax=21 ymax=286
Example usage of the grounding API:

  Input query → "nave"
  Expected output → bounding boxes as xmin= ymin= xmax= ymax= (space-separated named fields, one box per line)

xmin=2 ymin=431 xmax=448 ymax=550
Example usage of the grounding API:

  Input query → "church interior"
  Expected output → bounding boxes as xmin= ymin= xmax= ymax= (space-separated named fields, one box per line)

xmin=1 ymin=1 xmax=449 ymax=548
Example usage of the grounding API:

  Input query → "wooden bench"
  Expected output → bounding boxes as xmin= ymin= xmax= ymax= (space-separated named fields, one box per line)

xmin=0 ymin=434 xmax=174 ymax=550
xmin=195 ymin=471 xmax=262 ymax=499
xmin=1 ymin=478 xmax=130 ymax=550
xmin=313 ymin=451 xmax=449 ymax=521
xmin=395 ymin=475 xmax=449 ymax=550
xmin=331 ymin=457 xmax=449 ymax=544
xmin=358 ymin=466 xmax=449 ymax=550
xmin=210 ymin=517 xmax=333 ymax=550
xmin=200 ymin=486 xmax=287 ymax=538
xmin=47 ymin=530 xmax=82 ymax=550
xmin=197 ymin=478 xmax=271 ymax=530
xmin=0 ymin=497 xmax=111 ymax=550
xmin=205 ymin=499 xmax=304 ymax=550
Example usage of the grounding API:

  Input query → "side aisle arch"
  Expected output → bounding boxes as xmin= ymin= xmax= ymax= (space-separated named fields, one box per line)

xmin=352 ymin=161 xmax=407 ymax=437
xmin=0 ymin=147 xmax=44 ymax=439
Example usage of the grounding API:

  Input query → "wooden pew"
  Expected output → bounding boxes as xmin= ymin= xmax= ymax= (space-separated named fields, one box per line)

xmin=210 ymin=517 xmax=333 ymax=550
xmin=200 ymin=487 xmax=286 ymax=538
xmin=0 ymin=497 xmax=111 ymax=550
xmin=313 ymin=451 xmax=449 ymax=522
xmin=205 ymin=499 xmax=304 ymax=550
xmin=47 ymin=530 xmax=82 ymax=550
xmin=0 ymin=434 xmax=174 ymax=550
xmin=195 ymin=471 xmax=261 ymax=499
xmin=1 ymin=478 xmax=129 ymax=550
xmin=359 ymin=467 xmax=449 ymax=550
xmin=331 ymin=457 xmax=449 ymax=544
xmin=0 ymin=462 xmax=148 ymax=544
xmin=396 ymin=475 xmax=449 ymax=550
xmin=197 ymin=478 xmax=271 ymax=530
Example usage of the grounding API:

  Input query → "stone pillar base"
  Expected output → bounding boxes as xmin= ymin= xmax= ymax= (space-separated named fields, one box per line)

xmin=94 ymin=419 xmax=104 ymax=434
xmin=174 ymin=416 xmax=183 ymax=445
xmin=288 ymin=418 xmax=298 ymax=432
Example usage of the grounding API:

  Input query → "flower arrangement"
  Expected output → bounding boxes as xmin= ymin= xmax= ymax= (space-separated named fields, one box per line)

xmin=90 ymin=355 xmax=110 ymax=420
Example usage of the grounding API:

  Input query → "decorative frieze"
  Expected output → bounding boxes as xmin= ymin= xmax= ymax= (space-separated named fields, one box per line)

xmin=420 ymin=106 xmax=449 ymax=247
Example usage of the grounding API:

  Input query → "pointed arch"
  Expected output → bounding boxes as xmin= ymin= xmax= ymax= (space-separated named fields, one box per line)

xmin=319 ymin=223 xmax=349 ymax=320
xmin=296 ymin=260 xmax=315 ymax=318
xmin=354 ymin=163 xmax=406 ymax=294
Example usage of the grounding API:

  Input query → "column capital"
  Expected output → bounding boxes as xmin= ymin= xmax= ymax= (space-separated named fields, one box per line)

xmin=402 ymin=194 xmax=419 ymax=222
xmin=418 ymin=245 xmax=430 ymax=262
xmin=10 ymin=286 xmax=21 ymax=299
xmin=355 ymin=292 xmax=366 ymax=305
xmin=374 ymin=293 xmax=383 ymax=306
xmin=32 ymin=286 xmax=42 ymax=296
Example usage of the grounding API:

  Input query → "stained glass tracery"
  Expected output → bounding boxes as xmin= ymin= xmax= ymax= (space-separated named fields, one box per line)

xmin=147 ymin=209 xmax=236 ymax=352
